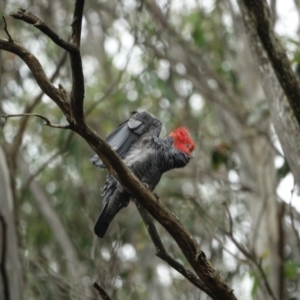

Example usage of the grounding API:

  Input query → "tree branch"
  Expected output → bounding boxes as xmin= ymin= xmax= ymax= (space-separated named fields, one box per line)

xmin=0 ymin=5 xmax=238 ymax=300
xmin=9 ymin=51 xmax=68 ymax=162
xmin=71 ymin=0 xmax=84 ymax=47
xmin=10 ymin=9 xmax=76 ymax=52
xmin=239 ymin=0 xmax=300 ymax=126
xmin=69 ymin=0 xmax=85 ymax=124
xmin=0 ymin=39 xmax=70 ymax=115
xmin=237 ymin=0 xmax=300 ymax=187
xmin=93 ymin=282 xmax=112 ymax=300
xmin=19 ymin=132 xmax=74 ymax=201
xmin=1 ymin=113 xmax=70 ymax=129
xmin=134 ymin=200 xmax=211 ymax=296
xmin=75 ymin=122 xmax=237 ymax=300
xmin=223 ymin=204 xmax=278 ymax=300
xmin=2 ymin=17 xmax=13 ymax=42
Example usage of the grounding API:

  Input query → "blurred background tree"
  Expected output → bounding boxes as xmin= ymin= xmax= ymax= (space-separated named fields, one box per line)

xmin=1 ymin=0 xmax=300 ymax=299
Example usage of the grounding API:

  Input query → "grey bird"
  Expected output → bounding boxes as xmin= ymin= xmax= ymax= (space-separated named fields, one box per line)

xmin=91 ymin=111 xmax=195 ymax=238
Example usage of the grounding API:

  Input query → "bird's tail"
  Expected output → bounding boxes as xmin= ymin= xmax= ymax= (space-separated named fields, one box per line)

xmin=94 ymin=190 xmax=131 ymax=238
xmin=94 ymin=202 xmax=111 ymax=238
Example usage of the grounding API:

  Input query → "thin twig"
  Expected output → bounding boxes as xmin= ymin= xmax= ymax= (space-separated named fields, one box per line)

xmin=93 ymin=282 xmax=112 ymax=300
xmin=11 ymin=9 xmax=75 ymax=52
xmin=85 ymin=48 xmax=133 ymax=117
xmin=1 ymin=113 xmax=70 ymax=129
xmin=134 ymin=199 xmax=212 ymax=296
xmin=0 ymin=39 xmax=70 ymax=114
xmin=10 ymin=51 xmax=68 ymax=161
xmin=19 ymin=132 xmax=74 ymax=202
xmin=2 ymin=17 xmax=13 ymax=42
xmin=223 ymin=203 xmax=278 ymax=300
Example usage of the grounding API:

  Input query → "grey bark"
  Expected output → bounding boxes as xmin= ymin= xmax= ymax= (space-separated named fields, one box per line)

xmin=238 ymin=0 xmax=300 ymax=187
xmin=0 ymin=147 xmax=23 ymax=300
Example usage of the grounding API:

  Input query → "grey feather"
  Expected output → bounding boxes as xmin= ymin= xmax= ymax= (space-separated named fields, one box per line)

xmin=91 ymin=112 xmax=161 ymax=168
xmin=92 ymin=111 xmax=191 ymax=238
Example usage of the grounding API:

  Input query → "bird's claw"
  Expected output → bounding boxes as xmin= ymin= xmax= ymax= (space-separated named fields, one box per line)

xmin=142 ymin=182 xmax=149 ymax=190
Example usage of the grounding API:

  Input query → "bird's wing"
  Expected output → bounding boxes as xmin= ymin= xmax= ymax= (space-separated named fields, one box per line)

xmin=91 ymin=112 xmax=161 ymax=168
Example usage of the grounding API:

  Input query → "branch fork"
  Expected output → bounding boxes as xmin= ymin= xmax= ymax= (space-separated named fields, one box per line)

xmin=0 ymin=3 xmax=237 ymax=299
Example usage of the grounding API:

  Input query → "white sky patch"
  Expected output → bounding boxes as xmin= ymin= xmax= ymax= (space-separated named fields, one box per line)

xmin=170 ymin=267 xmax=184 ymax=280
xmin=228 ymin=170 xmax=239 ymax=183
xmin=232 ymin=273 xmax=252 ymax=300
xmin=169 ymin=0 xmax=199 ymax=14
xmin=175 ymin=79 xmax=193 ymax=97
xmin=189 ymin=93 xmax=204 ymax=110
xmin=157 ymin=60 xmax=170 ymax=80
xmin=127 ymin=46 xmax=145 ymax=75
xmin=122 ymin=0 xmax=137 ymax=10
xmin=275 ymin=0 xmax=299 ymax=39
xmin=113 ymin=276 xmax=123 ymax=289
xmin=181 ymin=181 xmax=195 ymax=197
xmin=49 ymin=261 xmax=59 ymax=273
xmin=156 ymin=264 xmax=172 ymax=286
xmin=101 ymin=247 xmax=111 ymax=261
xmin=277 ymin=173 xmax=300 ymax=211
xmin=275 ymin=155 xmax=284 ymax=168
xmin=46 ymin=182 xmax=57 ymax=194
xmin=127 ymin=89 xmax=138 ymax=101
xmin=81 ymin=16 xmax=89 ymax=41
xmin=175 ymin=63 xmax=186 ymax=75
xmin=117 ymin=243 xmax=137 ymax=262
xmin=104 ymin=37 xmax=120 ymax=56
xmin=159 ymin=98 xmax=170 ymax=109
xmin=82 ymin=55 xmax=99 ymax=79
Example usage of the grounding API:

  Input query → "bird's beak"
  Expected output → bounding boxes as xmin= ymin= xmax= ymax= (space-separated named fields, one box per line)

xmin=190 ymin=151 xmax=195 ymax=158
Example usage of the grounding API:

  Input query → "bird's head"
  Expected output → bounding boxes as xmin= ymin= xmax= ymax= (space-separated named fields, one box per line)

xmin=169 ymin=127 xmax=195 ymax=156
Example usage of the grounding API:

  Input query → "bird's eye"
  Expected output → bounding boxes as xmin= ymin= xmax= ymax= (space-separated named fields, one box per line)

xmin=186 ymin=144 xmax=190 ymax=148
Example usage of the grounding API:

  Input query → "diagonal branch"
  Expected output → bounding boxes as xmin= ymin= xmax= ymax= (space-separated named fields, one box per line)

xmin=11 ymin=9 xmax=76 ymax=52
xmin=239 ymin=0 xmax=300 ymax=126
xmin=9 ymin=5 xmax=85 ymax=125
xmin=93 ymin=282 xmax=112 ymax=300
xmin=134 ymin=200 xmax=211 ymax=296
xmin=236 ymin=0 xmax=300 ymax=187
xmin=0 ymin=39 xmax=70 ymax=115
xmin=76 ymin=122 xmax=237 ymax=300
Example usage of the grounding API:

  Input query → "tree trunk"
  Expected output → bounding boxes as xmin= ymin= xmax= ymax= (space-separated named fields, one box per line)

xmin=0 ymin=147 xmax=23 ymax=300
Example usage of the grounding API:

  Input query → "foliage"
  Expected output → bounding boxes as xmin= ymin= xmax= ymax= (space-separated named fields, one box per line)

xmin=1 ymin=0 xmax=300 ymax=299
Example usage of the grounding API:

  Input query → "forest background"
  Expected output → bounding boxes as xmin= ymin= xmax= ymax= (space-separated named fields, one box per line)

xmin=1 ymin=0 xmax=300 ymax=300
